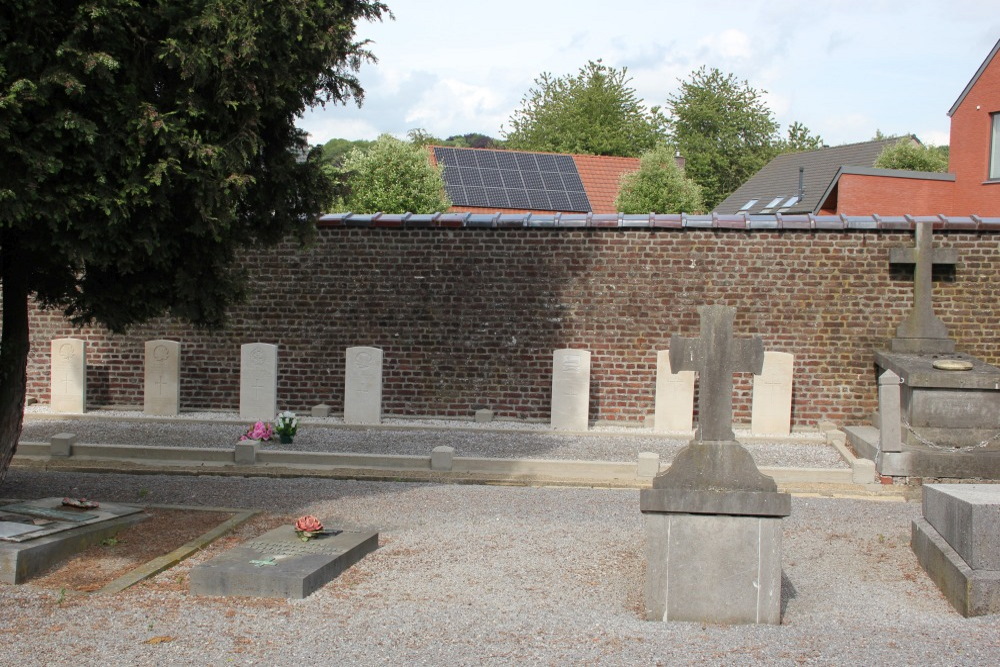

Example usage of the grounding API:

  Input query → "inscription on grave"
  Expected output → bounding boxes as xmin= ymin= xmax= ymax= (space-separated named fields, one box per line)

xmin=144 ymin=339 xmax=181 ymax=416
xmin=50 ymin=338 xmax=86 ymax=413
xmin=551 ymin=349 xmax=591 ymax=431
xmin=240 ymin=343 xmax=278 ymax=421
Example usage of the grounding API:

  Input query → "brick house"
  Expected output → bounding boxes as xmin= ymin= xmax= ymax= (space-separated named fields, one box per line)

xmin=717 ymin=37 xmax=1000 ymax=217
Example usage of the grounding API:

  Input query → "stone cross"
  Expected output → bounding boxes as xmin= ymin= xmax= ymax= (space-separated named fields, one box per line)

xmin=890 ymin=220 xmax=957 ymax=352
xmin=669 ymin=305 xmax=764 ymax=442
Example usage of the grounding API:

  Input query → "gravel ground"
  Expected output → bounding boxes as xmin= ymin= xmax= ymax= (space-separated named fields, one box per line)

xmin=20 ymin=409 xmax=847 ymax=469
xmin=0 ymin=469 xmax=996 ymax=666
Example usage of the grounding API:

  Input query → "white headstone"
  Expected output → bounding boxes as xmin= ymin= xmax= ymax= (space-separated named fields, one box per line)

xmin=144 ymin=340 xmax=181 ymax=416
xmin=551 ymin=349 xmax=591 ymax=431
xmin=654 ymin=350 xmax=695 ymax=433
xmin=750 ymin=351 xmax=794 ymax=436
xmin=50 ymin=338 xmax=86 ymax=413
xmin=240 ymin=343 xmax=278 ymax=421
xmin=344 ymin=346 xmax=383 ymax=425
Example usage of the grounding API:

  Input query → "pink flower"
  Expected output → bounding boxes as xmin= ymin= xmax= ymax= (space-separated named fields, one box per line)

xmin=294 ymin=515 xmax=323 ymax=533
xmin=240 ymin=421 xmax=273 ymax=442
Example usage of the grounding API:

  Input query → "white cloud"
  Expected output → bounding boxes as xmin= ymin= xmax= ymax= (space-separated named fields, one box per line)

xmin=698 ymin=29 xmax=753 ymax=60
xmin=403 ymin=78 xmax=510 ymax=138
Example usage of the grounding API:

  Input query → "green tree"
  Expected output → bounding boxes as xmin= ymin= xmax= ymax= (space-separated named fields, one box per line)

xmin=0 ymin=0 xmax=387 ymax=481
xmin=667 ymin=67 xmax=782 ymax=209
xmin=874 ymin=138 xmax=949 ymax=172
xmin=780 ymin=121 xmax=824 ymax=153
xmin=321 ymin=138 xmax=375 ymax=166
xmin=502 ymin=60 xmax=667 ymax=157
xmin=615 ymin=145 xmax=705 ymax=214
xmin=334 ymin=134 xmax=451 ymax=213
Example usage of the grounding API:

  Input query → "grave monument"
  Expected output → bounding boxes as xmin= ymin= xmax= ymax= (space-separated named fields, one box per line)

xmin=240 ymin=343 xmax=278 ymax=421
xmin=653 ymin=350 xmax=695 ymax=433
xmin=845 ymin=219 xmax=1000 ymax=479
xmin=344 ymin=346 xmax=383 ymax=425
xmin=144 ymin=339 xmax=181 ymax=416
xmin=551 ymin=348 xmax=591 ymax=431
xmin=49 ymin=338 xmax=86 ymax=413
xmin=640 ymin=305 xmax=791 ymax=625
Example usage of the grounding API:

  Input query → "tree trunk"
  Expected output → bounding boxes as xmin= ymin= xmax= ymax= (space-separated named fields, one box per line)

xmin=0 ymin=239 xmax=30 ymax=486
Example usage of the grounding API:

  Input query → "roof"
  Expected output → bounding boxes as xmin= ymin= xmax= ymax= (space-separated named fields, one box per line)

xmin=713 ymin=138 xmax=904 ymax=215
xmin=948 ymin=38 xmax=1000 ymax=117
xmin=430 ymin=146 xmax=638 ymax=214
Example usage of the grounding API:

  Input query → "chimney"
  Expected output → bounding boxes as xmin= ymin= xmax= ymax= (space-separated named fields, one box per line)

xmin=798 ymin=166 xmax=805 ymax=201
xmin=674 ymin=150 xmax=686 ymax=171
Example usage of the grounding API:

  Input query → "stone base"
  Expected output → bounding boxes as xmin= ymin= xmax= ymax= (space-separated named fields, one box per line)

xmin=845 ymin=426 xmax=1000 ymax=479
xmin=643 ymin=512 xmax=784 ymax=624
xmin=0 ymin=499 xmax=146 ymax=584
xmin=912 ymin=518 xmax=1000 ymax=616
xmin=189 ymin=523 xmax=378 ymax=599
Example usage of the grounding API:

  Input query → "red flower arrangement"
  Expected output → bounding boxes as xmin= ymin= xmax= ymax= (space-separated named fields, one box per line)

xmin=294 ymin=515 xmax=324 ymax=541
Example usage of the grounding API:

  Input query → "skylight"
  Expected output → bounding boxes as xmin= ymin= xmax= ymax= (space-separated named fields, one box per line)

xmin=738 ymin=199 xmax=758 ymax=211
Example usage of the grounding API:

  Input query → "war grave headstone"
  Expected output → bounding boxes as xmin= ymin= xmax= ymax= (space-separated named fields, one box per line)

xmin=189 ymin=521 xmax=378 ymax=599
xmin=750 ymin=351 xmax=794 ymax=436
xmin=844 ymin=220 xmax=1000 ymax=478
xmin=344 ymin=346 xmax=383 ymax=425
xmin=640 ymin=305 xmax=791 ymax=625
xmin=551 ymin=349 xmax=591 ymax=431
xmin=144 ymin=339 xmax=181 ymax=416
xmin=240 ymin=343 xmax=278 ymax=421
xmin=911 ymin=484 xmax=1000 ymax=616
xmin=0 ymin=497 xmax=145 ymax=584
xmin=653 ymin=350 xmax=695 ymax=433
xmin=50 ymin=338 xmax=86 ymax=413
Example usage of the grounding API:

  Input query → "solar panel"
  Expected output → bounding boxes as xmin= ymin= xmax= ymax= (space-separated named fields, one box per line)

xmin=434 ymin=147 xmax=591 ymax=212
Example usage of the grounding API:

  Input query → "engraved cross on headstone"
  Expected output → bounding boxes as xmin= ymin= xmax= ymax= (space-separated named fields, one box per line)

xmin=890 ymin=219 xmax=957 ymax=352
xmin=669 ymin=305 xmax=764 ymax=442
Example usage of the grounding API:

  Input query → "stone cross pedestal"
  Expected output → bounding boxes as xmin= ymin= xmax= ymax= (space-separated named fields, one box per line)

xmin=889 ymin=219 xmax=957 ymax=354
xmin=641 ymin=305 xmax=790 ymax=625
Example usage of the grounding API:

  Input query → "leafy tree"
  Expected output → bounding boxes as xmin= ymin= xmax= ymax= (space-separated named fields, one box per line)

xmin=615 ymin=145 xmax=705 ymax=214
xmin=874 ymin=138 xmax=949 ymax=172
xmin=0 ymin=0 xmax=387 ymax=481
xmin=667 ymin=67 xmax=782 ymax=209
xmin=780 ymin=121 xmax=824 ymax=153
xmin=502 ymin=60 xmax=667 ymax=157
xmin=445 ymin=133 xmax=496 ymax=149
xmin=334 ymin=134 xmax=451 ymax=213
xmin=321 ymin=138 xmax=374 ymax=166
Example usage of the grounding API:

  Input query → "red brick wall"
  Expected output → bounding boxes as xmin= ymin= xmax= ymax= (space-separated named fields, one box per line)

xmin=836 ymin=174 xmax=956 ymax=216
xmin=19 ymin=226 xmax=1000 ymax=428
xmin=949 ymin=48 xmax=1000 ymax=215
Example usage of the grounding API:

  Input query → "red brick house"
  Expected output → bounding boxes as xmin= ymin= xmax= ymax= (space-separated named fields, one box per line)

xmin=430 ymin=146 xmax=639 ymax=215
xmin=717 ymin=37 xmax=1000 ymax=217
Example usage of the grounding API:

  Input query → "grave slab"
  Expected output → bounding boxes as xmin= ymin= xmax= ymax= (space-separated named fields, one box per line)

xmin=922 ymin=484 xmax=1000 ymax=571
xmin=654 ymin=350 xmax=695 ymax=433
xmin=240 ymin=343 xmax=278 ymax=421
xmin=189 ymin=523 xmax=378 ymax=599
xmin=551 ymin=349 xmax=591 ymax=431
xmin=0 ymin=498 xmax=146 ymax=584
xmin=144 ymin=339 xmax=181 ymax=416
xmin=750 ymin=351 xmax=793 ymax=436
xmin=344 ymin=347 xmax=383 ymax=425
xmin=50 ymin=338 xmax=86 ymax=413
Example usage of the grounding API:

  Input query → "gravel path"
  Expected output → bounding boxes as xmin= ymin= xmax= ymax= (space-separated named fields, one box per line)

xmin=21 ymin=410 xmax=847 ymax=469
xmin=0 ymin=469 xmax=995 ymax=666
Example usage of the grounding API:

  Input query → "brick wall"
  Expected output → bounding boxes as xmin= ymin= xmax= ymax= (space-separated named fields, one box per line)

xmin=19 ymin=224 xmax=1000 ymax=428
xmin=948 ymin=44 xmax=1000 ymax=215
xmin=836 ymin=173 xmax=956 ymax=216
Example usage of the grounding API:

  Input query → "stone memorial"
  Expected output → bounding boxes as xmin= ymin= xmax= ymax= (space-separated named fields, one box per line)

xmin=750 ymin=351 xmax=793 ymax=436
xmin=640 ymin=305 xmax=791 ymax=625
xmin=240 ymin=343 xmax=278 ymax=421
xmin=654 ymin=350 xmax=695 ymax=433
xmin=189 ymin=521 xmax=378 ymax=599
xmin=344 ymin=346 xmax=383 ymax=425
xmin=551 ymin=349 xmax=591 ymax=431
xmin=911 ymin=484 xmax=1000 ymax=616
xmin=144 ymin=339 xmax=181 ymax=416
xmin=0 ymin=498 xmax=145 ymax=584
xmin=845 ymin=219 xmax=1000 ymax=479
xmin=49 ymin=338 xmax=86 ymax=413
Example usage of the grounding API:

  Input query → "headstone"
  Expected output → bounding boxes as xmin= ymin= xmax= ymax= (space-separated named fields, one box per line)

xmin=240 ymin=343 xmax=278 ymax=421
xmin=0 ymin=498 xmax=145 ymax=584
xmin=750 ymin=351 xmax=793 ymax=436
xmin=911 ymin=484 xmax=1000 ymax=616
xmin=144 ymin=339 xmax=181 ymax=416
xmin=344 ymin=347 xmax=383 ymax=425
xmin=640 ymin=305 xmax=791 ymax=625
xmin=889 ymin=219 xmax=957 ymax=354
xmin=551 ymin=349 xmax=591 ymax=431
xmin=877 ymin=369 xmax=903 ymax=453
xmin=189 ymin=522 xmax=378 ymax=599
xmin=654 ymin=350 xmax=695 ymax=433
xmin=49 ymin=338 xmax=86 ymax=413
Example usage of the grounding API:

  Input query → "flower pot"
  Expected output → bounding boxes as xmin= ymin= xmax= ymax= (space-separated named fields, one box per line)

xmin=279 ymin=434 xmax=293 ymax=444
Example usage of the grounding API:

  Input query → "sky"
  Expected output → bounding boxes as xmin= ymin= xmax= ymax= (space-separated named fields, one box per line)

xmin=296 ymin=0 xmax=1000 ymax=150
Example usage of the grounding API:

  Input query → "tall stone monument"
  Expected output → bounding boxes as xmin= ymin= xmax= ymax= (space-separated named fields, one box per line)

xmin=640 ymin=306 xmax=791 ymax=625
xmin=846 ymin=219 xmax=1000 ymax=479
xmin=144 ymin=339 xmax=181 ymax=416
xmin=240 ymin=343 xmax=278 ymax=421
xmin=50 ymin=338 xmax=86 ymax=413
